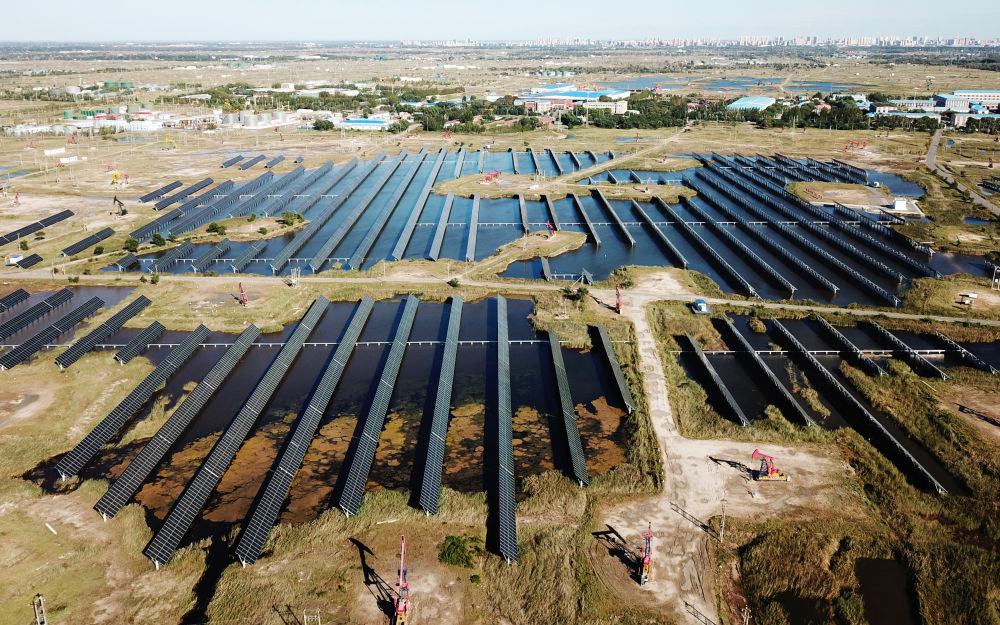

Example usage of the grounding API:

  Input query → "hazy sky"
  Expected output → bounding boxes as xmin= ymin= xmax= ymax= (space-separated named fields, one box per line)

xmin=3 ymin=0 xmax=995 ymax=41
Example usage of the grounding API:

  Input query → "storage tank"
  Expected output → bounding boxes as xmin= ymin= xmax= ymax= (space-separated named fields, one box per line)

xmin=243 ymin=114 xmax=257 ymax=127
xmin=222 ymin=113 xmax=238 ymax=125
xmin=239 ymin=109 xmax=253 ymax=122
xmin=258 ymin=112 xmax=271 ymax=124
xmin=276 ymin=111 xmax=288 ymax=123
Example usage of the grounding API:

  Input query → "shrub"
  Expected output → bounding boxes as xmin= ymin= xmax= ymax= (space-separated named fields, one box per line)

xmin=437 ymin=535 xmax=483 ymax=568
xmin=139 ymin=275 xmax=147 ymax=283
xmin=19 ymin=240 xmax=28 ymax=251
xmin=258 ymin=227 xmax=268 ymax=235
xmin=122 ymin=237 xmax=139 ymax=252
xmin=93 ymin=246 xmax=104 ymax=255
xmin=67 ymin=276 xmax=79 ymax=283
xmin=748 ymin=316 xmax=767 ymax=333
xmin=447 ymin=277 xmax=460 ymax=288
xmin=207 ymin=222 xmax=226 ymax=235
xmin=150 ymin=273 xmax=160 ymax=285
xmin=247 ymin=213 xmax=257 ymax=223
xmin=151 ymin=233 xmax=166 ymax=246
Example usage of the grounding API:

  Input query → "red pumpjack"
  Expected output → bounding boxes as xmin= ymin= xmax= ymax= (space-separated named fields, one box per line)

xmin=639 ymin=523 xmax=652 ymax=585
xmin=394 ymin=535 xmax=411 ymax=624
xmin=238 ymin=283 xmax=248 ymax=307
xmin=752 ymin=449 xmax=790 ymax=482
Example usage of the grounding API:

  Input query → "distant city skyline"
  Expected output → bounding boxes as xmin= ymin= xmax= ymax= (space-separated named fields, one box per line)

xmin=2 ymin=0 xmax=996 ymax=43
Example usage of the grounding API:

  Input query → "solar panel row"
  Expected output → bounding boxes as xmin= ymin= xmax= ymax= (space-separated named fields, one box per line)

xmin=142 ymin=298 xmax=327 ymax=566
xmin=389 ymin=148 xmax=447 ymax=261
xmin=265 ymin=155 xmax=285 ymax=169
xmin=347 ymin=149 xmax=428 ymax=270
xmin=94 ymin=324 xmax=262 ymax=519
xmin=191 ymin=238 xmax=231 ymax=273
xmin=61 ymin=227 xmax=114 ymax=257
xmin=0 ymin=297 xmax=104 ymax=370
xmin=0 ymin=210 xmax=73 ymax=247
xmin=239 ymin=154 xmax=267 ymax=170
xmin=115 ymin=254 xmax=139 ymax=271
xmin=167 ymin=175 xmax=271 ymax=236
xmin=14 ymin=254 xmax=43 ymax=269
xmin=308 ymin=150 xmax=406 ymax=272
xmin=258 ymin=162 xmax=333 ymax=217
xmin=427 ymin=193 xmax=454 ymax=261
xmin=230 ymin=238 xmax=267 ymax=272
xmin=417 ymin=296 xmax=463 ymax=514
xmin=496 ymin=296 xmax=518 ymax=563
xmin=465 ymin=195 xmax=480 ymax=262
xmin=229 ymin=166 xmax=305 ymax=218
xmin=0 ymin=288 xmax=73 ymax=341
xmin=0 ymin=288 xmax=30 ymax=313
xmin=547 ymin=329 xmax=590 ymax=485
xmin=114 ymin=321 xmax=166 ymax=364
xmin=150 ymin=241 xmax=194 ymax=273
xmin=138 ymin=180 xmax=182 ymax=204
xmin=594 ymin=325 xmax=635 ymax=414
xmin=131 ymin=181 xmax=235 ymax=242
xmin=336 ymin=295 xmax=420 ymax=516
xmin=269 ymin=159 xmax=369 ymax=272
xmin=55 ymin=295 xmax=152 ymax=369
xmin=55 ymin=324 xmax=212 ymax=479
xmin=153 ymin=178 xmax=213 ymax=210
xmin=235 ymin=297 xmax=375 ymax=565
xmin=221 ymin=155 xmax=244 ymax=168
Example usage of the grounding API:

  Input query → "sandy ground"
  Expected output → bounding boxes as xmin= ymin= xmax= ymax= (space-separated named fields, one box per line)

xmin=587 ymin=285 xmax=860 ymax=623
xmin=940 ymin=387 xmax=1000 ymax=445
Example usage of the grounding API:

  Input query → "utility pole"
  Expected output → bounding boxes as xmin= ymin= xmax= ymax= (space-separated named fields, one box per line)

xmin=720 ymin=498 xmax=727 ymax=544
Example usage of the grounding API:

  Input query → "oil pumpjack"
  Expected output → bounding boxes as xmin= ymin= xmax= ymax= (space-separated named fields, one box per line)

xmin=752 ymin=449 xmax=790 ymax=482
xmin=639 ymin=523 xmax=652 ymax=585
xmin=238 ymin=283 xmax=248 ymax=307
xmin=616 ymin=285 xmax=623 ymax=315
xmin=394 ymin=535 xmax=411 ymax=624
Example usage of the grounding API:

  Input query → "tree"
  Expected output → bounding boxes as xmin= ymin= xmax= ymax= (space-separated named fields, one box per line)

xmin=123 ymin=237 xmax=139 ymax=252
xmin=93 ymin=246 xmax=104 ymax=255
xmin=206 ymin=222 xmax=226 ymax=235
xmin=313 ymin=119 xmax=334 ymax=131
xmin=151 ymin=233 xmax=166 ymax=246
xmin=561 ymin=112 xmax=583 ymax=128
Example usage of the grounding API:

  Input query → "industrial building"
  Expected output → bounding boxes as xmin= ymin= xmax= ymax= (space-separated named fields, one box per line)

xmin=582 ymin=100 xmax=628 ymax=115
xmin=726 ymin=96 xmax=776 ymax=111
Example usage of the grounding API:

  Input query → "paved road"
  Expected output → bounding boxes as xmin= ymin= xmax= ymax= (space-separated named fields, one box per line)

xmin=925 ymin=129 xmax=999 ymax=216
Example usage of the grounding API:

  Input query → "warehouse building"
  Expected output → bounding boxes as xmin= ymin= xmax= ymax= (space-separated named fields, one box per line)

xmin=726 ymin=96 xmax=776 ymax=111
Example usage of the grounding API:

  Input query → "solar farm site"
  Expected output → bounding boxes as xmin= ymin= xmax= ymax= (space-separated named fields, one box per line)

xmin=2 ymin=50 xmax=1000 ymax=625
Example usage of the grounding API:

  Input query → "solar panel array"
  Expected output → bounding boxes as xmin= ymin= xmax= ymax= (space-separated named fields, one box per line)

xmin=154 ymin=178 xmax=213 ymax=210
xmin=0 ymin=296 xmax=104 ymax=371
xmin=294 ymin=156 xmax=304 ymax=164
xmin=61 ymin=227 xmax=114 ymax=256
xmin=239 ymin=155 xmax=267 ymax=170
xmin=138 ymin=181 xmax=182 ymax=204
xmin=594 ymin=325 xmax=635 ymax=413
xmin=235 ymin=297 xmax=374 ymax=565
xmin=0 ymin=288 xmax=30 ymax=313
xmin=465 ymin=195 xmax=479 ymax=262
xmin=336 ymin=295 xmax=419 ymax=516
xmin=265 ymin=155 xmax=285 ymax=168
xmin=496 ymin=296 xmax=518 ymax=562
xmin=167 ymin=174 xmax=272 ymax=236
xmin=0 ymin=210 xmax=73 ymax=247
xmin=0 ymin=289 xmax=73 ymax=341
xmin=131 ymin=180 xmax=235 ymax=242
xmin=230 ymin=238 xmax=267 ymax=272
xmin=389 ymin=148 xmax=447 ymax=261
xmin=547 ymin=330 xmax=590 ymax=485
xmin=150 ymin=241 xmax=194 ymax=273
xmin=143 ymin=298 xmax=327 ymax=566
xmin=221 ymin=155 xmax=243 ymax=168
xmin=55 ymin=324 xmax=211 ymax=479
xmin=190 ymin=238 xmax=231 ymax=273
xmin=94 ymin=324 xmax=262 ymax=519
xmin=115 ymin=254 xmax=139 ymax=271
xmin=417 ymin=296 xmax=463 ymax=514
xmin=269 ymin=159 xmax=368 ymax=272
xmin=55 ymin=295 xmax=151 ymax=369
xmin=114 ymin=321 xmax=165 ymax=364
xmin=257 ymin=162 xmax=332 ymax=217
xmin=229 ymin=166 xmax=305 ymax=218
xmin=346 ymin=150 xmax=428 ymax=270
xmin=308 ymin=150 xmax=406 ymax=272
xmin=14 ymin=254 xmax=43 ymax=269
xmin=427 ymin=193 xmax=454 ymax=261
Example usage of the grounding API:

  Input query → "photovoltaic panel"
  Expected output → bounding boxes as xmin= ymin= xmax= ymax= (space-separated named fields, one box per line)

xmin=221 ymin=155 xmax=244 ymax=168
xmin=417 ymin=296 xmax=463 ymax=514
xmin=336 ymin=295 xmax=419 ymax=516
xmin=131 ymin=180 xmax=235 ymax=242
xmin=308 ymin=150 xmax=406 ymax=271
xmin=0 ymin=210 xmax=72 ymax=247
xmin=0 ymin=288 xmax=73 ymax=341
xmin=258 ymin=162 xmax=332 ymax=217
xmin=496 ymin=296 xmax=518 ymax=562
xmin=229 ymin=167 xmax=306 ymax=218
xmin=55 ymin=324 xmax=212 ymax=479
xmin=594 ymin=325 xmax=634 ymax=413
xmin=265 ymin=156 xmax=285 ymax=168
xmin=191 ymin=238 xmax=231 ymax=273
xmin=235 ymin=297 xmax=375 ymax=565
xmin=153 ymin=178 xmax=213 ymax=210
xmin=143 ymin=298 xmax=327 ymax=566
xmin=15 ymin=254 xmax=43 ymax=269
xmin=0 ymin=296 xmax=104 ymax=370
xmin=547 ymin=329 xmax=589 ymax=485
xmin=465 ymin=195 xmax=479 ymax=262
xmin=56 ymin=296 xmax=151 ymax=369
xmin=149 ymin=241 xmax=194 ymax=273
xmin=114 ymin=321 xmax=165 ymax=364
xmin=115 ymin=254 xmax=139 ymax=271
xmin=94 ymin=324 xmax=262 ymax=519
xmin=0 ymin=288 xmax=30 ymax=313
xmin=61 ymin=227 xmax=114 ymax=256
xmin=389 ymin=148 xmax=447 ymax=261
xmin=427 ymin=193 xmax=454 ymax=261
xmin=239 ymin=154 xmax=267 ymax=170
xmin=138 ymin=181 xmax=182 ymax=204
xmin=230 ymin=238 xmax=267 ymax=272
